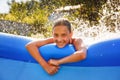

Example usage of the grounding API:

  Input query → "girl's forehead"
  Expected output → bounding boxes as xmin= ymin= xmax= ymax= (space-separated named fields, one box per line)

xmin=53 ymin=25 xmax=69 ymax=31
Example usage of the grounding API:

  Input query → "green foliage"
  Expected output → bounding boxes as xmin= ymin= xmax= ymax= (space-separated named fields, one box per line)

xmin=82 ymin=0 xmax=107 ymax=23
xmin=0 ymin=0 xmax=108 ymax=37
xmin=10 ymin=1 xmax=48 ymax=22
xmin=40 ymin=0 xmax=107 ymax=25
xmin=63 ymin=0 xmax=107 ymax=25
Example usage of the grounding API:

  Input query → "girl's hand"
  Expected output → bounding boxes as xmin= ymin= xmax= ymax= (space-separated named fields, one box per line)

xmin=48 ymin=59 xmax=60 ymax=66
xmin=43 ymin=63 xmax=59 ymax=75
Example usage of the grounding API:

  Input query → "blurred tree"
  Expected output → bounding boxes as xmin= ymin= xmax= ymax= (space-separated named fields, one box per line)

xmin=0 ymin=0 xmax=109 ymax=37
xmin=6 ymin=0 xmax=49 ymax=36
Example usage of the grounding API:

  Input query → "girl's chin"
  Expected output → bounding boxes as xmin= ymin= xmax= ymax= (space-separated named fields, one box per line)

xmin=57 ymin=44 xmax=66 ymax=48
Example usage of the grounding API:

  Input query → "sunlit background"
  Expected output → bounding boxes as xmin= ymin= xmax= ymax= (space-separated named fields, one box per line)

xmin=0 ymin=0 xmax=120 ymax=45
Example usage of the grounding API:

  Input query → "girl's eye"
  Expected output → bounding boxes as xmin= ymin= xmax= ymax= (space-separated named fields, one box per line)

xmin=54 ymin=34 xmax=58 ymax=37
xmin=62 ymin=34 xmax=66 ymax=37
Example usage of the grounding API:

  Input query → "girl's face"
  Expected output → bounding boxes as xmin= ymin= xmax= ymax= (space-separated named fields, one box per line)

xmin=52 ymin=25 xmax=72 ymax=48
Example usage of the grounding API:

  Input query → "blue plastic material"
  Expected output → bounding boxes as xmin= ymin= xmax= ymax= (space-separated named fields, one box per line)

xmin=0 ymin=32 xmax=120 ymax=80
xmin=0 ymin=58 xmax=120 ymax=80
xmin=0 ymin=32 xmax=120 ymax=66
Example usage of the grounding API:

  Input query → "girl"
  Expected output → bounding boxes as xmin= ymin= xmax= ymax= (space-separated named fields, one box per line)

xmin=26 ymin=18 xmax=86 ymax=75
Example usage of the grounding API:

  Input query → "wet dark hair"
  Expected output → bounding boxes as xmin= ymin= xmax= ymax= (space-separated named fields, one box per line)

xmin=53 ymin=18 xmax=72 ymax=33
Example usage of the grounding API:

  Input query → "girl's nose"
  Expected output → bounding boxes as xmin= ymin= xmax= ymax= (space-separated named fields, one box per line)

xmin=57 ymin=37 xmax=62 ymax=42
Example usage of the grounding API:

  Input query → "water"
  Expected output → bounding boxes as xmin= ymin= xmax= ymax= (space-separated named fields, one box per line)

xmin=50 ymin=0 xmax=120 ymax=45
xmin=73 ymin=0 xmax=120 ymax=45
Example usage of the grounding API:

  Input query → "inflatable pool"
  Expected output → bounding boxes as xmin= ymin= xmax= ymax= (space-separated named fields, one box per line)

xmin=0 ymin=32 xmax=120 ymax=80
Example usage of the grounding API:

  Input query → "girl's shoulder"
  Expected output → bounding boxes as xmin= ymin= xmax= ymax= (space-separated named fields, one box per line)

xmin=71 ymin=37 xmax=83 ymax=43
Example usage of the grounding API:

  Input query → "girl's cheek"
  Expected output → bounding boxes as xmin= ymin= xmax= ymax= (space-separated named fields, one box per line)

xmin=64 ymin=37 xmax=69 ymax=42
xmin=53 ymin=38 xmax=57 ymax=42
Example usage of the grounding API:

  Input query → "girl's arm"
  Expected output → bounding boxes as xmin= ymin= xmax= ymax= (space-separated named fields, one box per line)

xmin=26 ymin=38 xmax=59 ymax=75
xmin=48 ymin=38 xmax=87 ymax=66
